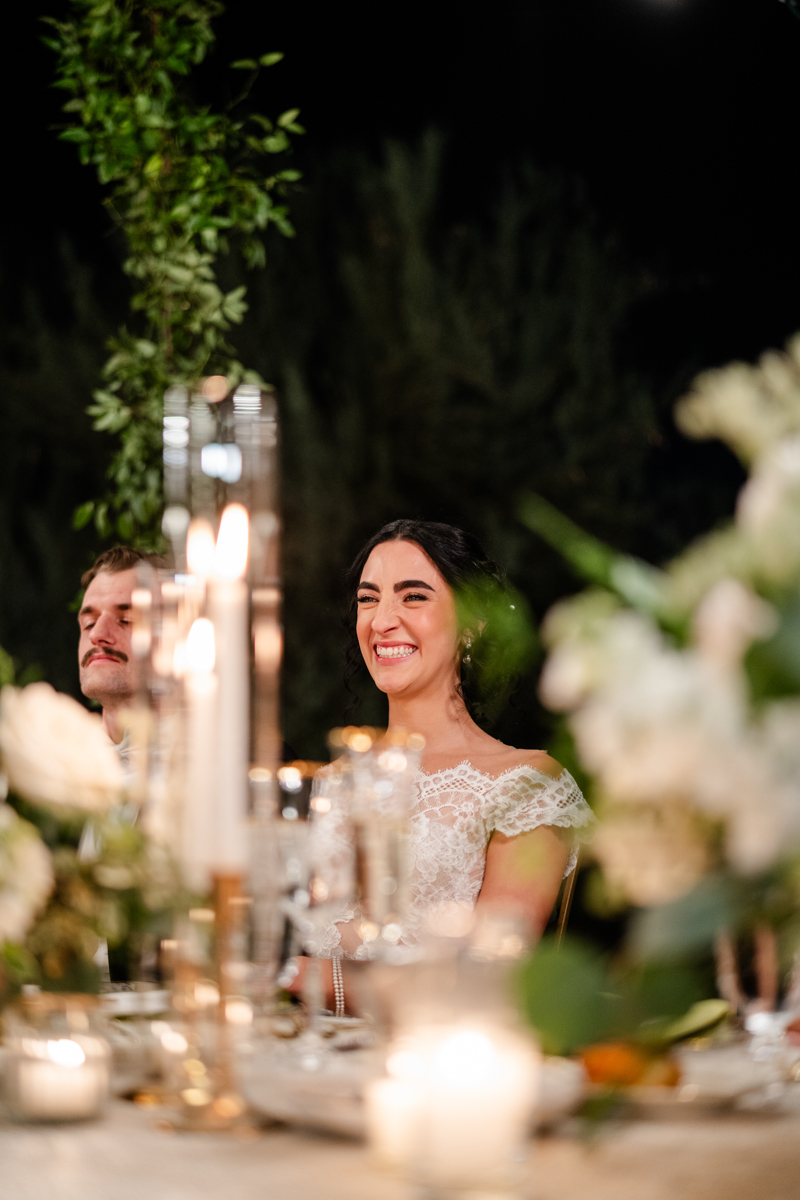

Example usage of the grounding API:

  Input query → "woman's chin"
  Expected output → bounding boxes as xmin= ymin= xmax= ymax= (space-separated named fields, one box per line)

xmin=369 ymin=665 xmax=419 ymax=694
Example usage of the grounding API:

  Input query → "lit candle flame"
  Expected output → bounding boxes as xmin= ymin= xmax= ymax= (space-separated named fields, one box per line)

xmin=186 ymin=518 xmax=216 ymax=578
xmin=186 ymin=618 xmax=216 ymax=674
xmin=214 ymin=503 xmax=249 ymax=580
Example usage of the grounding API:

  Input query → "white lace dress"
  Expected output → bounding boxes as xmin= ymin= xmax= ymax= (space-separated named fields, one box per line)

xmin=312 ymin=760 xmax=593 ymax=958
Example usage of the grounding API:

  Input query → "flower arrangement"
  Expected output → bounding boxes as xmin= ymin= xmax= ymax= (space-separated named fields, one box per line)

xmin=533 ymin=332 xmax=800 ymax=990
xmin=0 ymin=807 xmax=53 ymax=945
xmin=0 ymin=682 xmax=174 ymax=1000
xmin=0 ymin=683 xmax=122 ymax=812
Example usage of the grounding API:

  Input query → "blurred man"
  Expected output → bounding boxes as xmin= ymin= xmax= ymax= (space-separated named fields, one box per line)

xmin=78 ymin=546 xmax=162 ymax=745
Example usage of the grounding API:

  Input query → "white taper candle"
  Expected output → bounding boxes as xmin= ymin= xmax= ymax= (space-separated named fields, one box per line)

xmin=208 ymin=503 xmax=250 ymax=874
xmin=183 ymin=617 xmax=218 ymax=892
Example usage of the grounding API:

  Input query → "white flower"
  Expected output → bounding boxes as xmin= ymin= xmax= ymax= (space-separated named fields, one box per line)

xmin=0 ymin=683 xmax=122 ymax=811
xmin=0 ymin=805 xmax=53 ymax=943
xmin=675 ymin=342 xmax=800 ymax=464
xmin=538 ymin=329 xmax=800 ymax=884
xmin=592 ymin=805 xmax=708 ymax=907
xmin=734 ymin=435 xmax=800 ymax=583
xmin=693 ymin=579 xmax=776 ymax=671
xmin=539 ymin=599 xmax=658 ymax=711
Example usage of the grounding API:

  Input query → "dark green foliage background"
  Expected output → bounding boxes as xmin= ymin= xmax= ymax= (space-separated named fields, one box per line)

xmin=0 ymin=134 xmax=744 ymax=755
xmin=226 ymin=136 xmax=714 ymax=756
xmin=0 ymin=246 xmax=114 ymax=693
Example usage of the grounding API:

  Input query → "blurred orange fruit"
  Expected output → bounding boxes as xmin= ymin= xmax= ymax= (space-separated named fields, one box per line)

xmin=580 ymin=1042 xmax=647 ymax=1086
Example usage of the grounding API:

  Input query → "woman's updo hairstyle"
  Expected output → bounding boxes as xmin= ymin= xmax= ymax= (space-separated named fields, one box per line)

xmin=344 ymin=519 xmax=537 ymax=725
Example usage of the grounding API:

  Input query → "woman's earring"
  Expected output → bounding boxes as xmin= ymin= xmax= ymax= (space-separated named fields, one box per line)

xmin=463 ymin=636 xmax=473 ymax=664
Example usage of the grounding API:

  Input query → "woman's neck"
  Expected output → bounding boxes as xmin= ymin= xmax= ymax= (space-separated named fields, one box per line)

xmin=385 ymin=677 xmax=493 ymax=762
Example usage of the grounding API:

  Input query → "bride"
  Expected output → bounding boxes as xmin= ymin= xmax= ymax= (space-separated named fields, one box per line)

xmin=295 ymin=520 xmax=592 ymax=1002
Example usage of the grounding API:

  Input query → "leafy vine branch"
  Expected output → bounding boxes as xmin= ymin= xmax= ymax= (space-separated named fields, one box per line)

xmin=43 ymin=0 xmax=302 ymax=546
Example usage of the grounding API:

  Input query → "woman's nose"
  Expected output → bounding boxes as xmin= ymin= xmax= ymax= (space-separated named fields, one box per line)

xmin=370 ymin=598 xmax=399 ymax=633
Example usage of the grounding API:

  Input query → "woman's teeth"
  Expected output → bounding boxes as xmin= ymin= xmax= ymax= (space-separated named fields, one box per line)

xmin=375 ymin=645 xmax=416 ymax=659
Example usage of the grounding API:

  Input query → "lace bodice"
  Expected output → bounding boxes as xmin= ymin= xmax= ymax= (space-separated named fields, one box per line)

xmin=310 ymin=760 xmax=592 ymax=957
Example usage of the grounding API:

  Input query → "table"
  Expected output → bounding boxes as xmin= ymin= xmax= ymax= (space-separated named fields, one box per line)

xmin=2 ymin=1100 xmax=800 ymax=1200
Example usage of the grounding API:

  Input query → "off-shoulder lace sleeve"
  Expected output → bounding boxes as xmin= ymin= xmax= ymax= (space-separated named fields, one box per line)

xmin=485 ymin=767 xmax=593 ymax=838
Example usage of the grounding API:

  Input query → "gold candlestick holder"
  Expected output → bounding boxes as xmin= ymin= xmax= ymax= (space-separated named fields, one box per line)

xmin=162 ymin=874 xmax=254 ymax=1132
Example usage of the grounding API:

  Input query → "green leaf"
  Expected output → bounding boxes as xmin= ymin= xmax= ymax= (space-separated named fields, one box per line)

xmin=516 ymin=937 xmax=615 ymax=1055
xmin=263 ymin=132 xmax=289 ymax=154
xmin=657 ymin=999 xmax=730 ymax=1044
xmin=627 ymin=875 xmax=740 ymax=962
xmin=72 ymin=500 xmax=95 ymax=530
xmin=17 ymin=663 xmax=45 ymax=687
xmin=230 ymin=59 xmax=257 ymax=70
xmin=518 ymin=493 xmax=673 ymax=626
xmin=0 ymin=644 xmax=16 ymax=688
xmin=277 ymin=108 xmax=300 ymax=128
xmin=745 ymin=596 xmax=800 ymax=704
xmin=1 ymin=942 xmax=40 ymax=985
xmin=259 ymin=52 xmax=284 ymax=66
xmin=117 ymin=511 xmax=135 ymax=541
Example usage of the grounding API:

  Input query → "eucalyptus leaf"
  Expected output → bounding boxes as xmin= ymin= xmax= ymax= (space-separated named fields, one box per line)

xmin=516 ymin=937 xmax=615 ymax=1055
xmin=627 ymin=875 xmax=741 ymax=962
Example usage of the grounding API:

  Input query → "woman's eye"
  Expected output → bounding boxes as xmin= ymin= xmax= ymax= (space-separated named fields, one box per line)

xmin=403 ymin=593 xmax=428 ymax=603
xmin=357 ymin=594 xmax=377 ymax=605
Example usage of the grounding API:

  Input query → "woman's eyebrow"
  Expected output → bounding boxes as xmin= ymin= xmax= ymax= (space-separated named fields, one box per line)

xmin=358 ymin=581 xmax=379 ymax=592
xmin=394 ymin=579 xmax=434 ymax=593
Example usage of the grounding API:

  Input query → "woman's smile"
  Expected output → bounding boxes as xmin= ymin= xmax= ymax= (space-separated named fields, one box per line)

xmin=374 ymin=642 xmax=418 ymax=661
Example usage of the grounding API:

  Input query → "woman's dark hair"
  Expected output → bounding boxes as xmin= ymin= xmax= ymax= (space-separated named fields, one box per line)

xmin=343 ymin=519 xmax=536 ymax=725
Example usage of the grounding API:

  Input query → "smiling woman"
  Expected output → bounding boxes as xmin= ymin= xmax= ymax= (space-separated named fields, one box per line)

xmin=332 ymin=520 xmax=594 ymax=949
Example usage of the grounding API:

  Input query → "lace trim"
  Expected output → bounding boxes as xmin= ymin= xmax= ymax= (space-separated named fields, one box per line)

xmin=415 ymin=762 xmax=593 ymax=836
xmin=417 ymin=758 xmax=560 ymax=782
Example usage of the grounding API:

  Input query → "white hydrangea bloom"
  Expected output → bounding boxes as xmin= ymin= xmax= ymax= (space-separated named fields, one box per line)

xmin=539 ymin=332 xmax=800 ymax=890
xmin=675 ymin=337 xmax=800 ymax=464
xmin=0 ymin=683 xmax=123 ymax=811
xmin=542 ymin=594 xmax=800 ymax=877
xmin=592 ymin=805 xmax=709 ymax=907
xmin=692 ymin=579 xmax=776 ymax=672
xmin=0 ymin=805 xmax=53 ymax=943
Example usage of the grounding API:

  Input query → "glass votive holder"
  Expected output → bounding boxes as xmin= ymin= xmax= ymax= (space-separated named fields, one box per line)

xmin=365 ymin=942 xmax=539 ymax=1199
xmin=2 ymin=993 xmax=111 ymax=1123
xmin=367 ymin=1021 xmax=538 ymax=1198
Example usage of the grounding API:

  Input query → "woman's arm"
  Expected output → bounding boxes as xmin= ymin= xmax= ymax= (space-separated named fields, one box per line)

xmin=478 ymin=824 xmax=569 ymax=939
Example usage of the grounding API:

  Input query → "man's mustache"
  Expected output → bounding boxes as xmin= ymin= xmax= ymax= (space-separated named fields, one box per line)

xmin=81 ymin=647 xmax=129 ymax=668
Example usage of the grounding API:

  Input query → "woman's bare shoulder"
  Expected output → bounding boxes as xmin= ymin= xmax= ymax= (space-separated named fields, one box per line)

xmin=464 ymin=739 xmax=564 ymax=780
xmin=510 ymin=748 xmax=564 ymax=778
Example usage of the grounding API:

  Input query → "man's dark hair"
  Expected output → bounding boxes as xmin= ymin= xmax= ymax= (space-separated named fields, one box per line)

xmin=81 ymin=546 xmax=166 ymax=589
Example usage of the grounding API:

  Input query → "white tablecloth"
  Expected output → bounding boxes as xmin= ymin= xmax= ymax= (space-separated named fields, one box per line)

xmin=2 ymin=1100 xmax=799 ymax=1200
